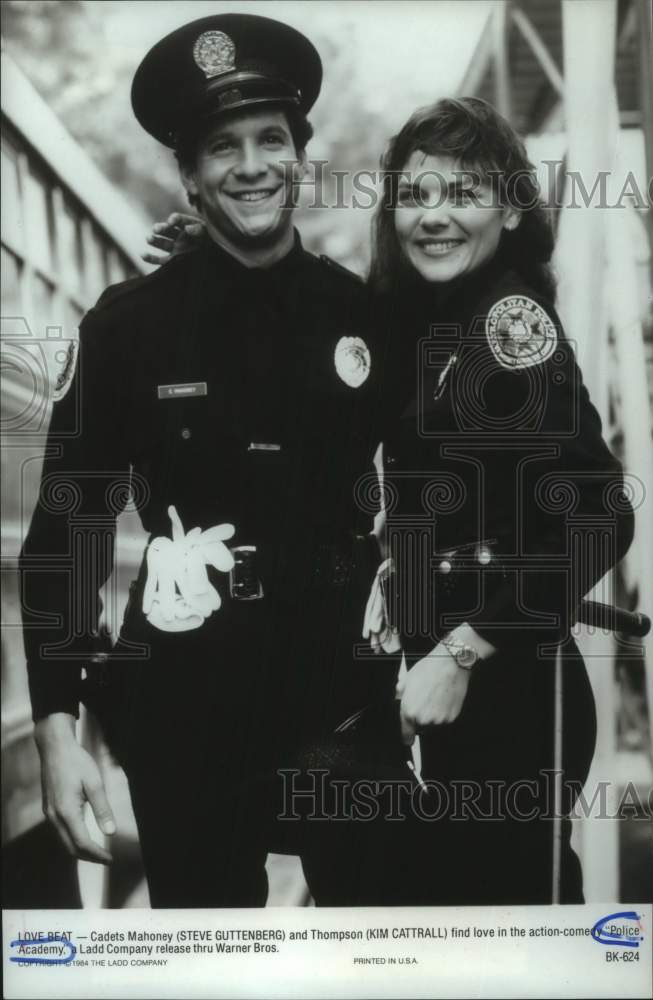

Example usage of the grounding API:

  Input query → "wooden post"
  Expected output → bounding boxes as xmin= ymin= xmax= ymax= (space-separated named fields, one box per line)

xmin=605 ymin=196 xmax=653 ymax=765
xmin=493 ymin=1 xmax=513 ymax=121
xmin=557 ymin=0 xmax=620 ymax=903
xmin=551 ymin=644 xmax=563 ymax=903
xmin=636 ymin=0 xmax=653 ymax=285
xmin=556 ymin=0 xmax=616 ymax=400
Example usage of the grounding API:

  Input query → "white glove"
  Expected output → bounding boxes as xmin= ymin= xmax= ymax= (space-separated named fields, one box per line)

xmin=362 ymin=556 xmax=402 ymax=654
xmin=142 ymin=505 xmax=235 ymax=632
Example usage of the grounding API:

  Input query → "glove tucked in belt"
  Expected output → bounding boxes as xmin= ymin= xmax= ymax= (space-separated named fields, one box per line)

xmin=143 ymin=505 xmax=235 ymax=631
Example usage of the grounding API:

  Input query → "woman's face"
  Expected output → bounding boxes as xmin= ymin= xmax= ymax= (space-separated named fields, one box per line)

xmin=393 ymin=151 xmax=520 ymax=284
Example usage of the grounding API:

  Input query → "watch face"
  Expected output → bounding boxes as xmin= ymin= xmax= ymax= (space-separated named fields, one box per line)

xmin=456 ymin=644 xmax=478 ymax=669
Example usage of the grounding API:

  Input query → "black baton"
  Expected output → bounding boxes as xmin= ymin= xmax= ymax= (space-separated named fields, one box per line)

xmin=576 ymin=599 xmax=650 ymax=637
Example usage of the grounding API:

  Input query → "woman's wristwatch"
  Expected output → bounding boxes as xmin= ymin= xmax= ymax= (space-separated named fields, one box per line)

xmin=440 ymin=622 xmax=496 ymax=671
xmin=440 ymin=635 xmax=479 ymax=671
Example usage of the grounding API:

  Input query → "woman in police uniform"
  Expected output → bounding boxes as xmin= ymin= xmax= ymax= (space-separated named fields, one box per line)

xmin=364 ymin=97 xmax=634 ymax=904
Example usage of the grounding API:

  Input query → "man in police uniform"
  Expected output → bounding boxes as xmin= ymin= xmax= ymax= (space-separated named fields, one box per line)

xmin=21 ymin=14 xmax=383 ymax=907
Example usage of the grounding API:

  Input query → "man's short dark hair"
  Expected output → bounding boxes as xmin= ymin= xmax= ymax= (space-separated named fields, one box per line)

xmin=175 ymin=104 xmax=313 ymax=210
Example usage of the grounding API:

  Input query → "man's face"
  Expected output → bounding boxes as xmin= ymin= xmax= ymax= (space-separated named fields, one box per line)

xmin=182 ymin=109 xmax=305 ymax=248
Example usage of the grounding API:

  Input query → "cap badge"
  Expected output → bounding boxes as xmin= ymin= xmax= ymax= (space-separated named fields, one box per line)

xmin=193 ymin=31 xmax=236 ymax=79
xmin=334 ymin=336 xmax=371 ymax=388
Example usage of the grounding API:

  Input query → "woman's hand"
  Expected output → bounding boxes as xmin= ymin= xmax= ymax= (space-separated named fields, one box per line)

xmin=142 ymin=213 xmax=205 ymax=266
xmin=397 ymin=645 xmax=471 ymax=744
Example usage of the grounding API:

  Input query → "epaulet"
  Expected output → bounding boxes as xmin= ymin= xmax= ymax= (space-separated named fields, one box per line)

xmin=483 ymin=282 xmax=559 ymax=372
xmin=318 ymin=254 xmax=365 ymax=285
xmin=90 ymin=248 xmax=200 ymax=314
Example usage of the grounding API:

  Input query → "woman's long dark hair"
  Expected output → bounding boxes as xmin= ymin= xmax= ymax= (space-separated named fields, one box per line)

xmin=369 ymin=97 xmax=556 ymax=302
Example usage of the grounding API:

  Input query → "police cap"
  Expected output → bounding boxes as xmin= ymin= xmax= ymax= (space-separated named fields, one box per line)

xmin=131 ymin=13 xmax=322 ymax=148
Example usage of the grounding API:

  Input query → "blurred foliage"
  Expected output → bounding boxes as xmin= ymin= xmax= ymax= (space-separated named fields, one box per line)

xmin=3 ymin=0 xmax=184 ymax=224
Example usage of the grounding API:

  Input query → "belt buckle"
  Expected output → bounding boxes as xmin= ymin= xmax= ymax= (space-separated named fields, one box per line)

xmin=229 ymin=545 xmax=264 ymax=601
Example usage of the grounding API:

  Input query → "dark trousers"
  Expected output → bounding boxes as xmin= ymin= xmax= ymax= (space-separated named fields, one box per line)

xmin=103 ymin=598 xmax=286 ymax=907
xmin=301 ymin=806 xmax=583 ymax=906
xmin=104 ymin=587 xmax=373 ymax=908
xmin=116 ymin=657 xmax=271 ymax=907
xmin=300 ymin=642 xmax=594 ymax=906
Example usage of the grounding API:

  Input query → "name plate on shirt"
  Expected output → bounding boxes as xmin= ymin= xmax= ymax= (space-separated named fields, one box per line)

xmin=248 ymin=443 xmax=282 ymax=452
xmin=158 ymin=382 xmax=208 ymax=400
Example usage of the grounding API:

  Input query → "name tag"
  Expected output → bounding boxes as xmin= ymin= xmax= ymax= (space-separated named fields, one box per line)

xmin=248 ymin=443 xmax=281 ymax=452
xmin=157 ymin=382 xmax=207 ymax=400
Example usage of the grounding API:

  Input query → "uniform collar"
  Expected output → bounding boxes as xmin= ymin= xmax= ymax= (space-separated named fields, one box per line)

xmin=202 ymin=228 xmax=306 ymax=279
xmin=427 ymin=254 xmax=511 ymax=316
xmin=379 ymin=254 xmax=512 ymax=334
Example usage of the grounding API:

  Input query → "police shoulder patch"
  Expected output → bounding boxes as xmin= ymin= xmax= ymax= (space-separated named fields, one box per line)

xmin=52 ymin=338 xmax=79 ymax=402
xmin=485 ymin=295 xmax=557 ymax=371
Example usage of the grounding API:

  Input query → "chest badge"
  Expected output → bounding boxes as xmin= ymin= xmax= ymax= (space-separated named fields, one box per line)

xmin=485 ymin=295 xmax=557 ymax=370
xmin=334 ymin=336 xmax=371 ymax=388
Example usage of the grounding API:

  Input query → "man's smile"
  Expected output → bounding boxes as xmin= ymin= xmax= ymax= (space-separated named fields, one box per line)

xmin=226 ymin=187 xmax=283 ymax=203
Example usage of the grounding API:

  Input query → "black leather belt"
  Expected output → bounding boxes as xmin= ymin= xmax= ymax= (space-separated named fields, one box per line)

xmin=226 ymin=539 xmax=353 ymax=600
xmin=312 ymin=541 xmax=354 ymax=587
xmin=312 ymin=533 xmax=380 ymax=589
xmin=227 ymin=534 xmax=379 ymax=599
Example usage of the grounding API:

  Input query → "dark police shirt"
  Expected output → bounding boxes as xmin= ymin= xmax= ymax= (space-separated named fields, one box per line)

xmin=380 ymin=260 xmax=635 ymax=657
xmin=21 ymin=232 xmax=381 ymax=723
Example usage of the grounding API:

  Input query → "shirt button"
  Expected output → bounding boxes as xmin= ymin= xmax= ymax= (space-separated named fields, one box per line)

xmin=181 ymin=427 xmax=192 ymax=440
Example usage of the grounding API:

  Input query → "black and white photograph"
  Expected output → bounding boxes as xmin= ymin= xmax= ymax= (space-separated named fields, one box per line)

xmin=2 ymin=1 xmax=652 ymax=997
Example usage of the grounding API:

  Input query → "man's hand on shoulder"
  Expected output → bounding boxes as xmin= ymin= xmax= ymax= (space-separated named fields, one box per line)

xmin=142 ymin=212 xmax=205 ymax=266
xmin=34 ymin=713 xmax=115 ymax=864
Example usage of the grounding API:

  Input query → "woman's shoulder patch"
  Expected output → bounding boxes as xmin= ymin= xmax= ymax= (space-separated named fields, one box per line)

xmin=485 ymin=294 xmax=557 ymax=370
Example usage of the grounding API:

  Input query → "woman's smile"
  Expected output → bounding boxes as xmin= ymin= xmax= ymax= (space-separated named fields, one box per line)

xmin=413 ymin=236 xmax=465 ymax=256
